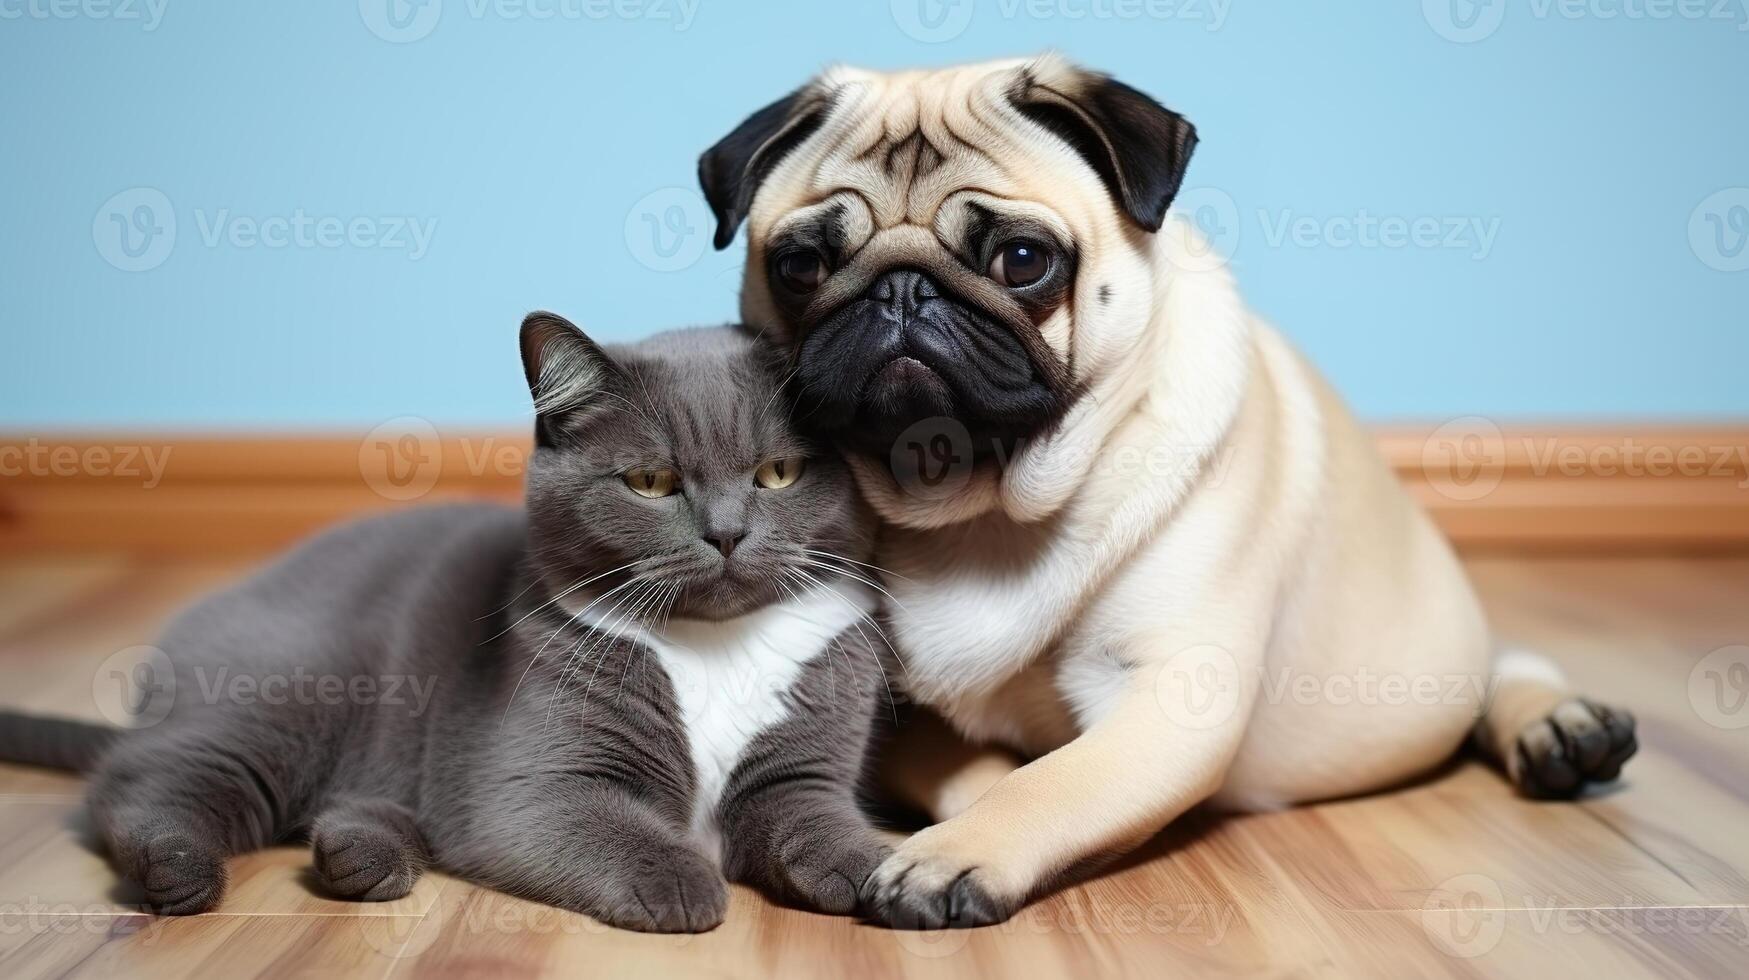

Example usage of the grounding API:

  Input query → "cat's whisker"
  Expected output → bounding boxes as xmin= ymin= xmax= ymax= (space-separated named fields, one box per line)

xmin=541 ymin=576 xmax=661 ymax=737
xmin=604 ymin=578 xmax=677 ymax=708
xmin=581 ymin=574 xmax=671 ymax=700
xmin=796 ymin=557 xmax=911 ymax=616
xmin=787 ymin=566 xmax=904 ymax=718
xmin=759 ymin=361 xmax=804 ymax=422
xmin=774 ymin=571 xmax=845 ymax=705
xmin=488 ymin=555 xmax=659 ymax=642
xmin=501 ymin=572 xmax=654 ymax=732
xmin=800 ymin=548 xmax=910 ymax=583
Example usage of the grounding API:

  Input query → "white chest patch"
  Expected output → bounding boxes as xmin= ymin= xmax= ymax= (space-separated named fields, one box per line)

xmin=565 ymin=581 xmax=875 ymax=861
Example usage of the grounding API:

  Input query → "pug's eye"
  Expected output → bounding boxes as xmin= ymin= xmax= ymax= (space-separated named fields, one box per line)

xmin=623 ymin=468 xmax=678 ymax=498
xmin=989 ymin=240 xmax=1050 ymax=288
xmin=754 ymin=457 xmax=805 ymax=490
xmin=774 ymin=251 xmax=826 ymax=294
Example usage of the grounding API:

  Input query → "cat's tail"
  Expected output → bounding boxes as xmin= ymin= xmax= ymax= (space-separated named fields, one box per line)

xmin=0 ymin=710 xmax=122 ymax=772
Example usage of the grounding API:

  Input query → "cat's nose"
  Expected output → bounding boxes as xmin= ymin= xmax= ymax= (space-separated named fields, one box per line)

xmin=707 ymin=534 xmax=745 ymax=559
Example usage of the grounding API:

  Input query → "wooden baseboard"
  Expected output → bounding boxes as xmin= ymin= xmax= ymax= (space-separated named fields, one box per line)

xmin=2 ymin=427 xmax=1746 ymax=555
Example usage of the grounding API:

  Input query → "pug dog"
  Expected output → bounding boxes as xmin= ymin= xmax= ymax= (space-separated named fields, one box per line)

xmin=697 ymin=54 xmax=1638 ymax=928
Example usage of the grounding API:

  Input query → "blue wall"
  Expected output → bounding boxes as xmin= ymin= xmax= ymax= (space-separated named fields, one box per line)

xmin=3 ymin=0 xmax=1746 ymax=428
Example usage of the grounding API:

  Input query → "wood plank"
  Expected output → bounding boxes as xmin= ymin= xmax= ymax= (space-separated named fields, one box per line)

xmin=3 ymin=428 xmax=1747 ymax=553
xmin=1 ymin=553 xmax=1747 ymax=978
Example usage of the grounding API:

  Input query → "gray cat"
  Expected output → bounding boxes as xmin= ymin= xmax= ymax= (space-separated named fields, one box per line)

xmin=0 ymin=314 xmax=896 ymax=933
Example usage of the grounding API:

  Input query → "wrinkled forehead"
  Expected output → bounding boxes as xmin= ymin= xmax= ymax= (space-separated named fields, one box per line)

xmin=749 ymin=66 xmax=1100 ymax=250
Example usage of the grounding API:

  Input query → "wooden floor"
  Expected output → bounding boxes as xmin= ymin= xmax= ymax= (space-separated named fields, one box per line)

xmin=1 ymin=553 xmax=1747 ymax=979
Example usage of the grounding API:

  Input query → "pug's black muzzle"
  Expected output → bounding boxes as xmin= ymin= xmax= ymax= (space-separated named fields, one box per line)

xmin=792 ymin=268 xmax=1064 ymax=461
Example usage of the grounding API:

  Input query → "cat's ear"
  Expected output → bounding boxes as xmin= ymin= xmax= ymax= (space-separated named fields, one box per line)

xmin=519 ymin=312 xmax=624 ymax=442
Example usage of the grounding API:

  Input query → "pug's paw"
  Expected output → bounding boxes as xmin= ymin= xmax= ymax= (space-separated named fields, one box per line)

xmin=1511 ymin=698 xmax=1638 ymax=799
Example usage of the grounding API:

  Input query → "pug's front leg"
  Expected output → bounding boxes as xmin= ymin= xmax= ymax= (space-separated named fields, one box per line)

xmin=864 ymin=652 xmax=1260 ymax=928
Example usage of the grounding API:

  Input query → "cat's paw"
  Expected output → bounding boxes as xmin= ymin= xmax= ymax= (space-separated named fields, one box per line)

xmin=775 ymin=832 xmax=890 ymax=916
xmin=1510 ymin=697 xmax=1638 ymax=799
xmin=137 ymin=833 xmax=226 ymax=915
xmin=312 ymin=822 xmax=423 ymax=902
xmin=597 ymin=846 xmax=727 ymax=934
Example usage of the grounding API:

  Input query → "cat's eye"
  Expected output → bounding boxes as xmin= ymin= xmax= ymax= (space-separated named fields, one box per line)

xmin=774 ymin=250 xmax=825 ymax=294
xmin=623 ymin=467 xmax=678 ymax=498
xmin=754 ymin=457 xmax=805 ymax=490
xmin=989 ymin=239 xmax=1050 ymax=288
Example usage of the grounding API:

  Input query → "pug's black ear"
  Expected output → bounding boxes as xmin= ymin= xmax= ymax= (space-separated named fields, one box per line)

xmin=698 ymin=85 xmax=831 ymax=250
xmin=519 ymin=312 xmax=624 ymax=445
xmin=1011 ymin=63 xmax=1198 ymax=233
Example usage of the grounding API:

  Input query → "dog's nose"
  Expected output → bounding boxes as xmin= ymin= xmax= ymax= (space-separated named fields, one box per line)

xmin=868 ymin=268 xmax=941 ymax=308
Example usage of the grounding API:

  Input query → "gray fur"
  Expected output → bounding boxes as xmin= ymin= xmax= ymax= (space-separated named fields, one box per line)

xmin=0 ymin=318 xmax=891 ymax=932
